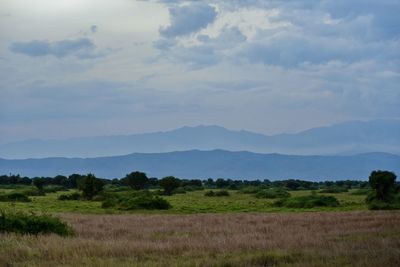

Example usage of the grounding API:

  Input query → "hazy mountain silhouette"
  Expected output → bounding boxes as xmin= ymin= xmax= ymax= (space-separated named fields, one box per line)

xmin=0 ymin=119 xmax=399 ymax=159
xmin=0 ymin=150 xmax=399 ymax=180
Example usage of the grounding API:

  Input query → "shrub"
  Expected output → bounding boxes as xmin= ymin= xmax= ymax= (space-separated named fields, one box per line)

xmin=350 ymin=188 xmax=371 ymax=195
xmin=204 ymin=190 xmax=230 ymax=197
xmin=320 ymin=187 xmax=348 ymax=193
xmin=58 ymin=192 xmax=81 ymax=201
xmin=172 ymin=187 xmax=187 ymax=194
xmin=0 ymin=209 xmax=73 ymax=236
xmin=18 ymin=187 xmax=45 ymax=196
xmin=0 ymin=192 xmax=31 ymax=202
xmin=274 ymin=194 xmax=340 ymax=208
xmin=366 ymin=198 xmax=400 ymax=210
xmin=240 ymin=186 xmax=262 ymax=194
xmin=43 ymin=185 xmax=67 ymax=193
xmin=182 ymin=185 xmax=204 ymax=191
xmin=102 ymin=192 xmax=171 ymax=210
xmin=255 ymin=188 xmax=290 ymax=199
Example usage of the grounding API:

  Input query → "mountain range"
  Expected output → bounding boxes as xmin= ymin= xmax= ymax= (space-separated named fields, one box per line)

xmin=1 ymin=119 xmax=399 ymax=159
xmin=0 ymin=150 xmax=399 ymax=180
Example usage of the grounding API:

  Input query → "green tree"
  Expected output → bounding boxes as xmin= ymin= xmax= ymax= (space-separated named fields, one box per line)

xmin=124 ymin=171 xmax=149 ymax=190
xmin=78 ymin=174 xmax=104 ymax=200
xmin=159 ymin=176 xmax=180 ymax=195
xmin=32 ymin=177 xmax=46 ymax=191
xmin=366 ymin=170 xmax=399 ymax=209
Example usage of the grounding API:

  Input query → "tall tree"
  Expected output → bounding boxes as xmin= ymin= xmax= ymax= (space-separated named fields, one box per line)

xmin=124 ymin=171 xmax=149 ymax=190
xmin=159 ymin=176 xmax=180 ymax=195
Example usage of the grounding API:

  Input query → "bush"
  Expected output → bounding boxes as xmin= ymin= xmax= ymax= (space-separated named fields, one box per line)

xmin=102 ymin=192 xmax=171 ymax=210
xmin=18 ymin=187 xmax=45 ymax=196
xmin=172 ymin=187 xmax=187 ymax=194
xmin=182 ymin=185 xmax=204 ymax=191
xmin=204 ymin=190 xmax=230 ymax=197
xmin=43 ymin=185 xmax=67 ymax=193
xmin=274 ymin=194 xmax=340 ymax=208
xmin=0 ymin=209 xmax=73 ymax=236
xmin=350 ymin=188 xmax=371 ymax=195
xmin=58 ymin=192 xmax=81 ymax=201
xmin=320 ymin=187 xmax=348 ymax=193
xmin=366 ymin=197 xmax=400 ymax=210
xmin=255 ymin=188 xmax=290 ymax=199
xmin=240 ymin=186 xmax=262 ymax=194
xmin=0 ymin=192 xmax=31 ymax=202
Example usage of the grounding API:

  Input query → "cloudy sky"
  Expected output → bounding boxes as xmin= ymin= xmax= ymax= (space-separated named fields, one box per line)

xmin=0 ymin=0 xmax=399 ymax=144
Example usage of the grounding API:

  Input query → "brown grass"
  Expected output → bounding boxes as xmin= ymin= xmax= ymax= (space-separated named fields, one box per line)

xmin=1 ymin=211 xmax=400 ymax=266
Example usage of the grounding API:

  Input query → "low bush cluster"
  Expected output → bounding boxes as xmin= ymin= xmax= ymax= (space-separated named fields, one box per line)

xmin=102 ymin=192 xmax=171 ymax=210
xmin=18 ymin=187 xmax=45 ymax=196
xmin=255 ymin=188 xmax=290 ymax=199
xmin=0 ymin=192 xmax=31 ymax=202
xmin=0 ymin=210 xmax=73 ymax=236
xmin=204 ymin=190 xmax=230 ymax=197
xmin=320 ymin=187 xmax=348 ymax=193
xmin=274 ymin=194 xmax=340 ymax=208
xmin=350 ymin=188 xmax=371 ymax=195
xmin=43 ymin=185 xmax=67 ymax=193
xmin=58 ymin=192 xmax=81 ymax=201
xmin=240 ymin=186 xmax=263 ymax=194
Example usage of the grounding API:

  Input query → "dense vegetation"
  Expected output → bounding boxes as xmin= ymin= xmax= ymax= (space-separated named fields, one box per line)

xmin=0 ymin=170 xmax=398 ymax=213
xmin=366 ymin=170 xmax=400 ymax=210
xmin=0 ymin=209 xmax=73 ymax=236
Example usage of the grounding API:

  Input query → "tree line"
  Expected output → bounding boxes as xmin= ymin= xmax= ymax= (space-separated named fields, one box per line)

xmin=0 ymin=173 xmax=370 ymax=191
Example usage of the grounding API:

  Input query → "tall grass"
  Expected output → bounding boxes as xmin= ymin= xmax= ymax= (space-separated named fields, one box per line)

xmin=0 ymin=211 xmax=399 ymax=266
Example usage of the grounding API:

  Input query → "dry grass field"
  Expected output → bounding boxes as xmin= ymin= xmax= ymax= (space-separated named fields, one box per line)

xmin=1 ymin=211 xmax=399 ymax=267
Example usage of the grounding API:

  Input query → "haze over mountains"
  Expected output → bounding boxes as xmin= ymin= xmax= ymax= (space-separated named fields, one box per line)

xmin=1 ymin=150 xmax=399 ymax=180
xmin=1 ymin=119 xmax=399 ymax=159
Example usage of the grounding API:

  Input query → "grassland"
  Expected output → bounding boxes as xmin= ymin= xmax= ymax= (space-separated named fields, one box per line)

xmin=1 ymin=187 xmax=399 ymax=266
xmin=1 ymin=211 xmax=399 ymax=266
xmin=0 ymin=187 xmax=367 ymax=214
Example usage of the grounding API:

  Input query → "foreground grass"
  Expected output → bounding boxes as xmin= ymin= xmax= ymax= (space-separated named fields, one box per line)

xmin=0 ymin=188 xmax=367 ymax=214
xmin=1 ymin=211 xmax=399 ymax=266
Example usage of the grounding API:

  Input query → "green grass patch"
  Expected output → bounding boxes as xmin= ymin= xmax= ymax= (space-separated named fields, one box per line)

xmin=204 ymin=190 xmax=230 ymax=197
xmin=0 ymin=188 xmax=369 ymax=214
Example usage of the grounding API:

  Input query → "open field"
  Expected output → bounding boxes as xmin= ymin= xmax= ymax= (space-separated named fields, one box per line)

xmin=1 ymin=211 xmax=399 ymax=266
xmin=0 ymin=188 xmax=367 ymax=214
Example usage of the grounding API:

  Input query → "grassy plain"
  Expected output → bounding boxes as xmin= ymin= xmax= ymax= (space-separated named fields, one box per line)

xmin=0 ymin=187 xmax=367 ymax=214
xmin=1 ymin=211 xmax=399 ymax=266
xmin=1 ymin=187 xmax=398 ymax=266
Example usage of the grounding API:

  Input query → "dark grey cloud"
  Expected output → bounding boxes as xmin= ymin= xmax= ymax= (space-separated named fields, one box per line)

xmin=159 ymin=2 xmax=217 ymax=38
xmin=10 ymin=37 xmax=102 ymax=59
xmin=155 ymin=0 xmax=400 ymax=69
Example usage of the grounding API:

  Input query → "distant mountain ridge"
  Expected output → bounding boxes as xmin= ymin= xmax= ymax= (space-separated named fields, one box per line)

xmin=0 ymin=119 xmax=399 ymax=159
xmin=0 ymin=150 xmax=399 ymax=180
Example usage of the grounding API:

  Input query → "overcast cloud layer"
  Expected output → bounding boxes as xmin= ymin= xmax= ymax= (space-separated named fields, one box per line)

xmin=0 ymin=0 xmax=399 ymax=144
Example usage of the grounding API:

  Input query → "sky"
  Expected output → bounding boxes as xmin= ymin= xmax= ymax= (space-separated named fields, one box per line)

xmin=0 ymin=0 xmax=399 ymax=144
